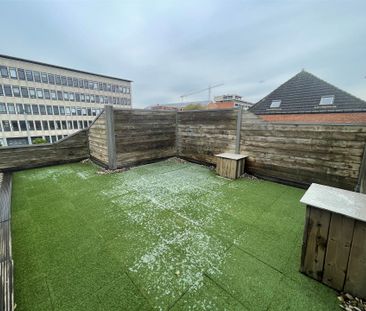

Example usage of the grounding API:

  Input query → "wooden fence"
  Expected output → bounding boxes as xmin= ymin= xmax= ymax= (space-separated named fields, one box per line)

xmin=177 ymin=109 xmax=238 ymax=163
xmin=240 ymin=120 xmax=366 ymax=190
xmin=88 ymin=110 xmax=109 ymax=166
xmin=114 ymin=109 xmax=176 ymax=167
xmin=87 ymin=106 xmax=366 ymax=191
xmin=0 ymin=173 xmax=13 ymax=311
xmin=0 ymin=130 xmax=89 ymax=171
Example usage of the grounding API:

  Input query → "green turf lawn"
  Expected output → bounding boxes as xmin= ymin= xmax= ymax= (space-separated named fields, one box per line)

xmin=11 ymin=159 xmax=339 ymax=310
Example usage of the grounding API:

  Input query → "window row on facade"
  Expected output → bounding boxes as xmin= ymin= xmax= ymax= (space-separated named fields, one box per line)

xmin=0 ymin=102 xmax=102 ymax=117
xmin=0 ymin=119 xmax=92 ymax=132
xmin=0 ymin=84 xmax=130 ymax=105
xmin=0 ymin=65 xmax=130 ymax=94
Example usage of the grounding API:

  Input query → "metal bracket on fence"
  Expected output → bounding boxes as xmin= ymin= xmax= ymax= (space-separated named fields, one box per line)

xmin=235 ymin=107 xmax=243 ymax=154
xmin=105 ymin=105 xmax=117 ymax=170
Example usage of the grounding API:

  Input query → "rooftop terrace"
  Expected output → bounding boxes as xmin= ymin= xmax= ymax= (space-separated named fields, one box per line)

xmin=12 ymin=159 xmax=339 ymax=310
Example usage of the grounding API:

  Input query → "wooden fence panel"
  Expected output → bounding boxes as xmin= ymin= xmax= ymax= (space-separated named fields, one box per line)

xmin=177 ymin=109 xmax=237 ymax=164
xmin=240 ymin=113 xmax=366 ymax=190
xmin=88 ymin=111 xmax=109 ymax=166
xmin=114 ymin=109 xmax=176 ymax=167
xmin=0 ymin=130 xmax=89 ymax=171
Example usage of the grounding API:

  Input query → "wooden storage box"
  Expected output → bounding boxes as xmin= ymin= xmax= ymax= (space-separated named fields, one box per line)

xmin=215 ymin=153 xmax=248 ymax=179
xmin=300 ymin=183 xmax=366 ymax=299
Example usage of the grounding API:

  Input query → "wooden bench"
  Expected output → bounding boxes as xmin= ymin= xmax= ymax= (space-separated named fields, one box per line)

xmin=215 ymin=153 xmax=248 ymax=179
xmin=300 ymin=183 xmax=366 ymax=299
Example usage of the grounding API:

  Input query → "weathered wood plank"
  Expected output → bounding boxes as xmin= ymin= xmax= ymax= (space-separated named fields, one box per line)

xmin=323 ymin=213 xmax=355 ymax=290
xmin=344 ymin=220 xmax=366 ymax=299
xmin=301 ymin=206 xmax=331 ymax=281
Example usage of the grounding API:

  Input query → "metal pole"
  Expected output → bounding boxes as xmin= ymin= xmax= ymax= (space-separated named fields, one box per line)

xmin=235 ymin=106 xmax=243 ymax=154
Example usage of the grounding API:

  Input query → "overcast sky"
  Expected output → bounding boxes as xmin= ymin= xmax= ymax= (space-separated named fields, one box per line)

xmin=1 ymin=0 xmax=365 ymax=107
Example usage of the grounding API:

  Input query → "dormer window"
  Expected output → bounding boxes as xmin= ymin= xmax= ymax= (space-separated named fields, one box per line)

xmin=270 ymin=100 xmax=281 ymax=108
xmin=319 ymin=95 xmax=334 ymax=105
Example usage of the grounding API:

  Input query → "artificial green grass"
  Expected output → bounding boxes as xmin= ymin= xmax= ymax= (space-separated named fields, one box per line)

xmin=11 ymin=160 xmax=339 ymax=310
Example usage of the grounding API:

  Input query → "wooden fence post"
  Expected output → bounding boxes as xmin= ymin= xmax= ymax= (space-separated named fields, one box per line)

xmin=235 ymin=107 xmax=243 ymax=154
xmin=105 ymin=105 xmax=117 ymax=169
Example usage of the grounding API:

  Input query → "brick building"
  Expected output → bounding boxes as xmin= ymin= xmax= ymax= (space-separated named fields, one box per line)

xmin=250 ymin=70 xmax=366 ymax=124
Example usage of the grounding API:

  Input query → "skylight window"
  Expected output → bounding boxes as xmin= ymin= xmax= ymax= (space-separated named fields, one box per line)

xmin=319 ymin=95 xmax=334 ymax=105
xmin=270 ymin=100 xmax=281 ymax=108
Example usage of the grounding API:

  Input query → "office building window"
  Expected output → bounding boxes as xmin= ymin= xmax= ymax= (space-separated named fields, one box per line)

xmin=73 ymin=120 xmax=78 ymax=129
xmin=24 ymin=104 xmax=31 ymax=114
xmin=65 ymin=106 xmax=70 ymax=115
xmin=77 ymin=107 xmax=82 ymax=116
xmin=71 ymin=107 xmax=76 ymax=115
xmin=18 ymin=68 xmax=26 ymax=80
xmin=78 ymin=120 xmax=83 ymax=129
xmin=7 ymin=103 xmax=15 ymax=114
xmin=46 ymin=105 xmax=53 ymax=115
xmin=59 ymin=106 xmax=65 ymax=115
xmin=32 ymin=104 xmax=39 ymax=115
xmin=48 ymin=73 xmax=55 ymax=84
xmin=51 ymin=135 xmax=56 ymax=142
xmin=19 ymin=121 xmax=27 ymax=131
xmin=3 ymin=85 xmax=12 ymax=96
xmin=42 ymin=120 xmax=49 ymax=130
xmin=35 ymin=121 xmax=42 ymax=130
xmin=29 ymin=88 xmax=36 ymax=98
xmin=16 ymin=104 xmax=24 ymax=114
xmin=75 ymin=93 xmax=80 ymax=102
xmin=0 ymin=66 xmax=9 ymax=78
xmin=9 ymin=67 xmax=17 ymax=79
xmin=78 ymin=79 xmax=83 ymax=88
xmin=92 ymin=108 xmax=96 ymax=116
xmin=87 ymin=108 xmax=91 ymax=116
xmin=0 ymin=85 xmax=3 ymax=96
xmin=12 ymin=86 xmax=21 ymax=97
xmin=11 ymin=120 xmax=19 ymax=131
xmin=83 ymin=120 xmax=88 ymax=128
xmin=91 ymin=94 xmax=95 ymax=103
xmin=45 ymin=136 xmax=50 ymax=143
xmin=44 ymin=89 xmax=50 ymax=100
xmin=49 ymin=120 xmax=55 ymax=130
xmin=0 ymin=103 xmax=7 ymax=114
xmin=53 ymin=106 xmax=59 ymax=115
xmin=33 ymin=71 xmax=41 ymax=82
xmin=61 ymin=121 xmax=67 ymax=129
xmin=67 ymin=120 xmax=72 ymax=129
xmin=95 ymin=95 xmax=99 ymax=103
xmin=83 ymin=80 xmax=88 ymax=88
xmin=55 ymin=75 xmax=61 ymax=85
xmin=93 ymin=82 xmax=98 ymax=90
xmin=107 ymin=84 xmax=111 ymax=92
xmin=56 ymin=121 xmax=61 ymax=130
xmin=63 ymin=92 xmax=69 ymax=101
xmin=61 ymin=76 xmax=67 ymax=86
xmin=69 ymin=92 xmax=74 ymax=101
xmin=73 ymin=78 xmax=78 ymax=87
xmin=25 ymin=70 xmax=34 ymax=81
xmin=50 ymin=90 xmax=57 ymax=100
xmin=2 ymin=121 xmax=10 ymax=131
xmin=41 ymin=72 xmax=48 ymax=83
xmin=21 ymin=87 xmax=29 ymax=98
xmin=80 ymin=93 xmax=85 ymax=102
xmin=67 ymin=77 xmax=73 ymax=87
xmin=85 ymin=94 xmax=90 ymax=102
xmin=82 ymin=108 xmax=87 ymax=116
xmin=27 ymin=120 xmax=35 ymax=131
xmin=39 ymin=105 xmax=46 ymax=115
xmin=36 ymin=88 xmax=43 ymax=99
xmin=98 ymin=82 xmax=103 ymax=90
xmin=57 ymin=90 xmax=63 ymax=100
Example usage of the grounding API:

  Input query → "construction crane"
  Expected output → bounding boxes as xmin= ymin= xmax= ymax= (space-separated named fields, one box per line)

xmin=180 ymin=83 xmax=224 ymax=103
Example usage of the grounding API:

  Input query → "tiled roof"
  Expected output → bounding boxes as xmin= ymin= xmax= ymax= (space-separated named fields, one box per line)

xmin=250 ymin=70 xmax=366 ymax=115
